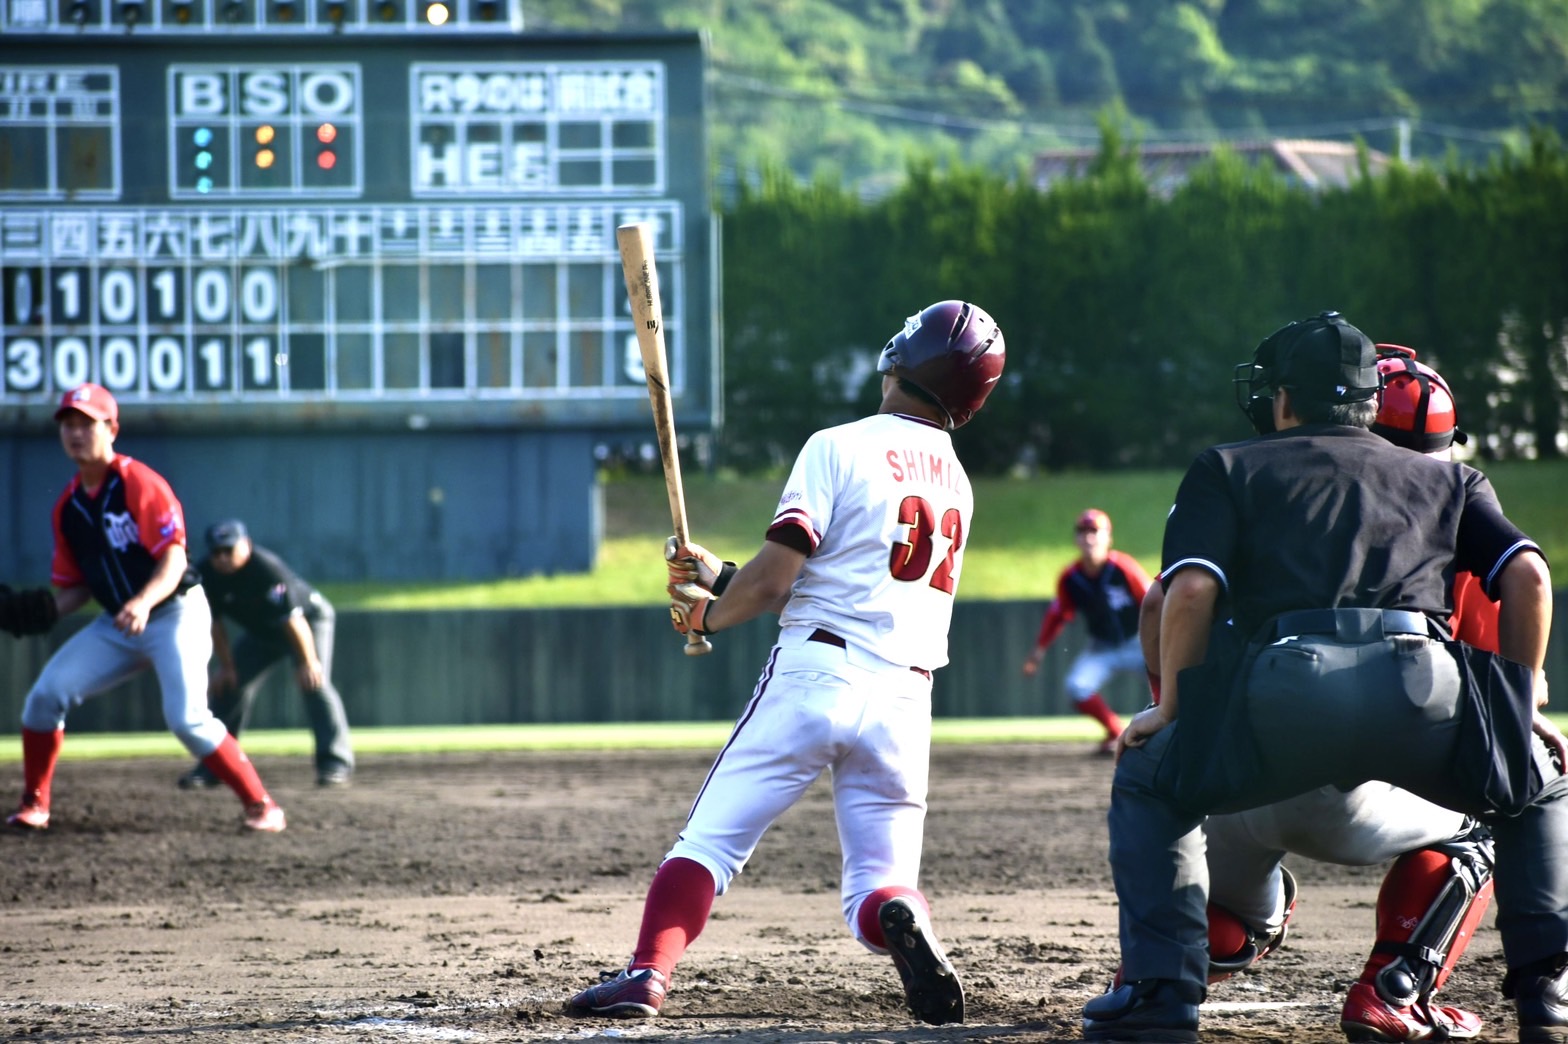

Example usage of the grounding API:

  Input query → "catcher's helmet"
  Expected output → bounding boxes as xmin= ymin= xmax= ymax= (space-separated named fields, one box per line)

xmin=877 ymin=300 xmax=1006 ymax=429
xmin=1371 ymin=345 xmax=1468 ymax=453
xmin=1234 ymin=311 xmax=1380 ymax=434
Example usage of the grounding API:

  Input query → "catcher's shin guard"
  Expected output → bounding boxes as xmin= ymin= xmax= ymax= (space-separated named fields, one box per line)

xmin=1208 ymin=865 xmax=1299 ymax=984
xmin=1370 ymin=822 xmax=1496 ymax=1008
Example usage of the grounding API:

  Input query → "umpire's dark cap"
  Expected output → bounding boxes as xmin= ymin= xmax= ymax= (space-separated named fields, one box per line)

xmin=1259 ymin=311 xmax=1380 ymax=404
xmin=205 ymin=519 xmax=249 ymax=551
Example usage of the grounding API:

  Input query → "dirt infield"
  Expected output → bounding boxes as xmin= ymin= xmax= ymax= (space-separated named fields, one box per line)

xmin=0 ymin=744 xmax=1515 ymax=1043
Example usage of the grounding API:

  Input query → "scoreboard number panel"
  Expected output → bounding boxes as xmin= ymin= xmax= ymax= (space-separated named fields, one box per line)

xmin=0 ymin=34 xmax=713 ymax=431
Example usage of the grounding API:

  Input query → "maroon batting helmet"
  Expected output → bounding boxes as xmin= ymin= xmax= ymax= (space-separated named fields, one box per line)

xmin=876 ymin=300 xmax=1006 ymax=429
xmin=1371 ymin=345 xmax=1468 ymax=453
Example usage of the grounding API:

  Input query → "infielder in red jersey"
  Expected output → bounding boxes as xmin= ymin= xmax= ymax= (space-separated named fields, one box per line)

xmin=565 ymin=301 xmax=1006 ymax=1026
xmin=1022 ymin=508 xmax=1151 ymax=753
xmin=2 ymin=383 xmax=285 ymax=833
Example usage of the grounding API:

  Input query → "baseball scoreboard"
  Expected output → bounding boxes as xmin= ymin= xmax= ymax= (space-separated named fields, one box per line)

xmin=0 ymin=30 xmax=716 ymax=432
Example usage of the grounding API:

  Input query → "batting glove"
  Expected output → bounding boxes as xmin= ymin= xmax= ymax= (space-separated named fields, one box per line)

xmin=664 ymin=536 xmax=737 ymax=594
xmin=668 ymin=581 xmax=717 ymax=636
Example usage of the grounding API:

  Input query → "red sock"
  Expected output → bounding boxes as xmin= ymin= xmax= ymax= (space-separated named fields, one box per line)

xmin=855 ymin=885 xmax=928 ymax=950
xmin=1077 ymin=693 xmax=1124 ymax=739
xmin=201 ymin=734 xmax=272 ymax=806
xmin=1147 ymin=671 xmax=1162 ymax=705
xmin=1357 ymin=848 xmax=1457 ymax=985
xmin=631 ymin=857 xmax=717 ymax=978
xmin=19 ymin=727 xmax=64 ymax=809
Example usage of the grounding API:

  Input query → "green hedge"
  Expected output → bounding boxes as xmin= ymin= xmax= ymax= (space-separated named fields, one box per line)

xmin=718 ymin=129 xmax=1568 ymax=473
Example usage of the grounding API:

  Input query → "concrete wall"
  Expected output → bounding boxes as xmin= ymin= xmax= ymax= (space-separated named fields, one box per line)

xmin=0 ymin=429 xmax=600 ymax=583
xmin=2 ymin=599 xmax=1563 ymax=733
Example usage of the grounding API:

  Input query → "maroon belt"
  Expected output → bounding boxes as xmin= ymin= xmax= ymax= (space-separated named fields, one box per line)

xmin=807 ymin=629 xmax=931 ymax=680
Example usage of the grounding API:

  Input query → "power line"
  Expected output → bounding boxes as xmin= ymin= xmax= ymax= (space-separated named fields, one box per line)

xmin=710 ymin=69 xmax=1526 ymax=151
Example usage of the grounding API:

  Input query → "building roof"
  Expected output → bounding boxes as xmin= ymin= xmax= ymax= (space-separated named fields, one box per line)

xmin=1033 ymin=138 xmax=1391 ymax=194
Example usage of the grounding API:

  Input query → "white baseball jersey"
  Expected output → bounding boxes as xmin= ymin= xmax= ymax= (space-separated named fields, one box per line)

xmin=773 ymin=411 xmax=971 ymax=670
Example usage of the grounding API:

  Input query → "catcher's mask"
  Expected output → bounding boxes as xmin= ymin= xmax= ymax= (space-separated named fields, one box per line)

xmin=877 ymin=300 xmax=1006 ymax=429
xmin=1234 ymin=310 xmax=1380 ymax=434
xmin=1371 ymin=345 xmax=1469 ymax=453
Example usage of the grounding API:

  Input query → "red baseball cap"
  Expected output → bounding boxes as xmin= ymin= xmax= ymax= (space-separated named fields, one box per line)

xmin=54 ymin=383 xmax=118 ymax=424
xmin=1075 ymin=508 xmax=1111 ymax=533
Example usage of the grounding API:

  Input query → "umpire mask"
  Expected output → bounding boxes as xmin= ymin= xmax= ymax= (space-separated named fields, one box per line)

xmin=1234 ymin=336 xmax=1282 ymax=435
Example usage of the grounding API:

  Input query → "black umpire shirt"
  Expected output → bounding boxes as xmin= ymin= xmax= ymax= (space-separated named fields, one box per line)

xmin=199 ymin=545 xmax=321 ymax=637
xmin=1161 ymin=424 xmax=1538 ymax=639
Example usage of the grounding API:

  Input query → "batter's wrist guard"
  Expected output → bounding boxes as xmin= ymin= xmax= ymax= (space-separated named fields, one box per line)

xmin=712 ymin=562 xmax=738 ymax=596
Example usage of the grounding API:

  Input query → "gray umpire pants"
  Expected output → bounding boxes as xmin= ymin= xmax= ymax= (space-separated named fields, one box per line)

xmin=210 ymin=596 xmax=354 ymax=776
xmin=1111 ymin=627 xmax=1568 ymax=988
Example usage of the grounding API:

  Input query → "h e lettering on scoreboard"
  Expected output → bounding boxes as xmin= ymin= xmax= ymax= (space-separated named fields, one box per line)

xmin=0 ymin=34 xmax=715 ymax=432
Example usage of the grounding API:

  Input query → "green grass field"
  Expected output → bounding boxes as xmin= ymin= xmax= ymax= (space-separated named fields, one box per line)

xmin=319 ymin=460 xmax=1568 ymax=610
xmin=0 ymin=718 xmax=1122 ymax=763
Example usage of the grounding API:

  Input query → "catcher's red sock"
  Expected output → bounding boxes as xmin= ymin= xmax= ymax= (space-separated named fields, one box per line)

xmin=1147 ymin=671 xmax=1163 ymax=705
xmin=19 ymin=727 xmax=63 ymax=809
xmin=201 ymin=734 xmax=272 ymax=806
xmin=1357 ymin=848 xmax=1464 ymax=987
xmin=1077 ymin=693 xmax=1124 ymax=739
xmin=856 ymin=886 xmax=927 ymax=950
xmin=631 ymin=857 xmax=716 ymax=978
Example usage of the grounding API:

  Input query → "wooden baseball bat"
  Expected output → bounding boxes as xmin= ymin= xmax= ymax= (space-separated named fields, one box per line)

xmin=616 ymin=221 xmax=713 ymax=657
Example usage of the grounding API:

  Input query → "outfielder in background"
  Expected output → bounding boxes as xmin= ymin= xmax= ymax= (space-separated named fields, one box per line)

xmin=1 ymin=383 xmax=286 ymax=833
xmin=1083 ymin=312 xmax=1565 ymax=1044
xmin=565 ymin=301 xmax=1006 ymax=1026
xmin=1021 ymin=508 xmax=1151 ymax=754
xmin=1138 ymin=346 xmax=1497 ymax=1042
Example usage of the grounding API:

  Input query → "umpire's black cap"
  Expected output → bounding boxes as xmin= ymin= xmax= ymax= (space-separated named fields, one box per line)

xmin=205 ymin=519 xmax=249 ymax=551
xmin=1260 ymin=311 xmax=1380 ymax=404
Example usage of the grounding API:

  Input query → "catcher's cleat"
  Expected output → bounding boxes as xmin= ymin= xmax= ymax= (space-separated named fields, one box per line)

xmin=6 ymin=800 xmax=49 ymax=830
xmin=243 ymin=799 xmax=286 ymax=833
xmin=1340 ymin=981 xmax=1481 ymax=1042
xmin=879 ymin=896 xmax=964 ymax=1025
xmin=1097 ymin=736 xmax=1120 ymax=757
xmin=566 ymin=965 xmax=667 ymax=1018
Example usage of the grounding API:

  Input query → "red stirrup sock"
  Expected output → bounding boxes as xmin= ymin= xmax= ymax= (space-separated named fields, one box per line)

xmin=1077 ymin=693 xmax=1124 ymax=738
xmin=1357 ymin=848 xmax=1452 ymax=983
xmin=201 ymin=734 xmax=272 ymax=807
xmin=19 ymin=727 xmax=64 ymax=809
xmin=631 ymin=857 xmax=717 ymax=978
xmin=856 ymin=885 xmax=928 ymax=950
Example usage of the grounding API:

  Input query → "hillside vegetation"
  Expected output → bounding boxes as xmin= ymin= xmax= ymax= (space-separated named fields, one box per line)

xmin=527 ymin=0 xmax=1568 ymax=186
xmin=323 ymin=460 xmax=1568 ymax=609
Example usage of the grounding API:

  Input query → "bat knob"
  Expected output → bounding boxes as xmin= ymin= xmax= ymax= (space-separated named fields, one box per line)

xmin=684 ymin=635 xmax=714 ymax=656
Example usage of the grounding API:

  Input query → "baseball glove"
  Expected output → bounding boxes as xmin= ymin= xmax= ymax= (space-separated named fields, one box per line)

xmin=0 ymin=586 xmax=60 ymax=637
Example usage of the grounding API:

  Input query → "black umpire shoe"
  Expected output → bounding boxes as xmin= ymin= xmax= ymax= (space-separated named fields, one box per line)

xmin=1083 ymin=978 xmax=1203 ymax=1043
xmin=1510 ymin=954 xmax=1568 ymax=1044
xmin=317 ymin=768 xmax=352 ymax=787
xmin=177 ymin=765 xmax=219 ymax=790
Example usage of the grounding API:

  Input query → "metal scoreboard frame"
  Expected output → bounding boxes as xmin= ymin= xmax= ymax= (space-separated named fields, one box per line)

xmin=0 ymin=32 xmax=718 ymax=435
